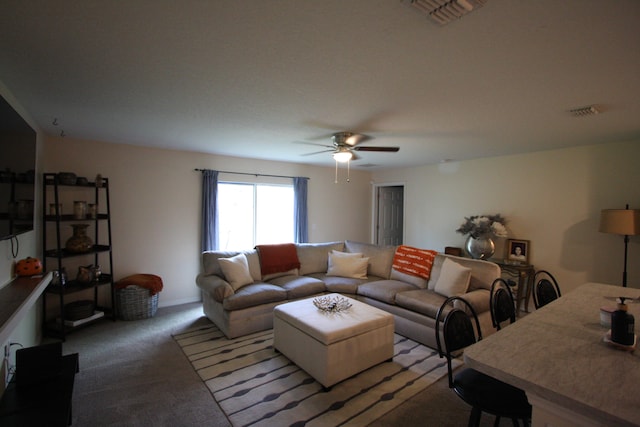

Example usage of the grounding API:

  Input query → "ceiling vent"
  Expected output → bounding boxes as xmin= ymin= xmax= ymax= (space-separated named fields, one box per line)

xmin=568 ymin=105 xmax=600 ymax=117
xmin=408 ymin=0 xmax=488 ymax=25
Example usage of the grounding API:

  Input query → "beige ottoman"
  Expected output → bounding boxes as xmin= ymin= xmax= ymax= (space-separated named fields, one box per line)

xmin=273 ymin=294 xmax=394 ymax=388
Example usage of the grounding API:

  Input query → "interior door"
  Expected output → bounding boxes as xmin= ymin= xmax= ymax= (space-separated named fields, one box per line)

xmin=376 ymin=186 xmax=404 ymax=246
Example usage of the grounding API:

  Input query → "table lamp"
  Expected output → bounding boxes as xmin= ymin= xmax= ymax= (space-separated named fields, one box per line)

xmin=599 ymin=205 xmax=640 ymax=287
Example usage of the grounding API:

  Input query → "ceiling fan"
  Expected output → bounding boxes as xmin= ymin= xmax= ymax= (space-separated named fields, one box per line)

xmin=295 ymin=131 xmax=399 ymax=163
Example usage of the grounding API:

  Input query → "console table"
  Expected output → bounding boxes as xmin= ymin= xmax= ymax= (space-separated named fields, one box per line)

xmin=0 ymin=273 xmax=52 ymax=345
xmin=465 ymin=282 xmax=640 ymax=427
xmin=492 ymin=260 xmax=535 ymax=314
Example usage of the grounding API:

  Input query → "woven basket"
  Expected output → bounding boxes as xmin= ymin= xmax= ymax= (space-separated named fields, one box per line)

xmin=116 ymin=285 xmax=158 ymax=320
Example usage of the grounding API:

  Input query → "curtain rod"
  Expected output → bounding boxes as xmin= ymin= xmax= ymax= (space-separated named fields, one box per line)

xmin=194 ymin=168 xmax=309 ymax=180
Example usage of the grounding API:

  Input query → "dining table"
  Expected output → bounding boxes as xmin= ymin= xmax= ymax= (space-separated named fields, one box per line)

xmin=464 ymin=282 xmax=640 ymax=427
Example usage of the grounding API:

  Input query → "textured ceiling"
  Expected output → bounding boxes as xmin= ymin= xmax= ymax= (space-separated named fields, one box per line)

xmin=1 ymin=0 xmax=639 ymax=169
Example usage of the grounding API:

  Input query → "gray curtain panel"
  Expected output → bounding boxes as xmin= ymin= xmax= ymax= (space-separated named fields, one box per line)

xmin=202 ymin=169 xmax=219 ymax=251
xmin=293 ymin=177 xmax=308 ymax=243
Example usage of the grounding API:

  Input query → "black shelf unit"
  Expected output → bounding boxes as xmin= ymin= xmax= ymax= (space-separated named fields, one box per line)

xmin=42 ymin=173 xmax=115 ymax=340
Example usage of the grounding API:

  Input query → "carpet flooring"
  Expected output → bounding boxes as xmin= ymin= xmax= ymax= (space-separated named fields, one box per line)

xmin=174 ymin=323 xmax=458 ymax=427
xmin=59 ymin=302 xmax=499 ymax=426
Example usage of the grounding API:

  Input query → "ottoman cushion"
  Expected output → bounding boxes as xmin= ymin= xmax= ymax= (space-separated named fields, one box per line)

xmin=274 ymin=295 xmax=393 ymax=345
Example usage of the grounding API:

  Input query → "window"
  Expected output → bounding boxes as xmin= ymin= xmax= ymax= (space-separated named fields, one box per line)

xmin=217 ymin=182 xmax=294 ymax=251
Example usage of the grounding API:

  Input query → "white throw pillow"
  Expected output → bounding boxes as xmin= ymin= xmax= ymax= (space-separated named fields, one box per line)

xmin=434 ymin=258 xmax=472 ymax=297
xmin=327 ymin=252 xmax=369 ymax=279
xmin=219 ymin=253 xmax=254 ymax=291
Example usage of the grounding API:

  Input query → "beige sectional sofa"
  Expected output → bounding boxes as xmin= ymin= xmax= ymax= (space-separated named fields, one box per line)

xmin=195 ymin=240 xmax=501 ymax=349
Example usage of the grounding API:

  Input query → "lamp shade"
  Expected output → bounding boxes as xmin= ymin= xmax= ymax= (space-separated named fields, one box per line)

xmin=599 ymin=209 xmax=640 ymax=236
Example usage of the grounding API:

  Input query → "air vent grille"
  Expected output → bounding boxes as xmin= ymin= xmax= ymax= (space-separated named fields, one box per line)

xmin=409 ymin=0 xmax=488 ymax=25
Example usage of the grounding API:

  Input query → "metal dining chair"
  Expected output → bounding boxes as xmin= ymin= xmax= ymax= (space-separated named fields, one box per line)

xmin=435 ymin=296 xmax=531 ymax=427
xmin=490 ymin=278 xmax=517 ymax=331
xmin=532 ymin=270 xmax=561 ymax=309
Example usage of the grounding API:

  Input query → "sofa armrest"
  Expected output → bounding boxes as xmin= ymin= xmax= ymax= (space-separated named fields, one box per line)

xmin=196 ymin=274 xmax=234 ymax=302
xmin=453 ymin=288 xmax=490 ymax=315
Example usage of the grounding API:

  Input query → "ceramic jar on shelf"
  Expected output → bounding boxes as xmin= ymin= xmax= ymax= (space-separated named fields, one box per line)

xmin=65 ymin=224 xmax=93 ymax=253
xmin=73 ymin=201 xmax=87 ymax=219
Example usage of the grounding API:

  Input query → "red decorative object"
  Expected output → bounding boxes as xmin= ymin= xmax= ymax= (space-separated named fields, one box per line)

xmin=15 ymin=256 xmax=43 ymax=276
xmin=115 ymin=274 xmax=163 ymax=295
xmin=255 ymin=243 xmax=300 ymax=276
xmin=392 ymin=245 xmax=437 ymax=280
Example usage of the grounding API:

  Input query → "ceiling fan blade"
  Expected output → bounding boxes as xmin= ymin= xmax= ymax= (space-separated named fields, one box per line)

xmin=300 ymin=149 xmax=334 ymax=157
xmin=293 ymin=141 xmax=334 ymax=149
xmin=353 ymin=146 xmax=399 ymax=152
xmin=345 ymin=133 xmax=372 ymax=146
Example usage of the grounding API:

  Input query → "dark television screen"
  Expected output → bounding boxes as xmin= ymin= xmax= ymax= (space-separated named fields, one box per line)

xmin=0 ymin=94 xmax=37 ymax=240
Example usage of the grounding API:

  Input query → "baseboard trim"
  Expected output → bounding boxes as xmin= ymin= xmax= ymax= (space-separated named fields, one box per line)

xmin=157 ymin=296 xmax=201 ymax=308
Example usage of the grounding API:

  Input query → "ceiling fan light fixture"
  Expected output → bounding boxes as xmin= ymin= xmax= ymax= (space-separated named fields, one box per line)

xmin=333 ymin=150 xmax=353 ymax=163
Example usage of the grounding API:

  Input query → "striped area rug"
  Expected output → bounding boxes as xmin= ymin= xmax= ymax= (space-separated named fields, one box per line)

xmin=174 ymin=322 xmax=457 ymax=427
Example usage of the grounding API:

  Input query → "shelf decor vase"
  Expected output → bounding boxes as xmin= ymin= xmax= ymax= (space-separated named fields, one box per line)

xmin=65 ymin=224 xmax=93 ymax=253
xmin=465 ymin=235 xmax=495 ymax=260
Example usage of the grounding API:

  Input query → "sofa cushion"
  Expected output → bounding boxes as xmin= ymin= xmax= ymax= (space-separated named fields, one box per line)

xmin=268 ymin=275 xmax=326 ymax=299
xmin=357 ymin=280 xmax=419 ymax=304
xmin=202 ymin=250 xmax=241 ymax=276
xmin=202 ymin=249 xmax=262 ymax=281
xmin=331 ymin=249 xmax=363 ymax=258
xmin=310 ymin=273 xmax=366 ymax=294
xmin=433 ymin=258 xmax=472 ymax=297
xmin=428 ymin=254 xmax=500 ymax=293
xmin=222 ymin=283 xmax=288 ymax=311
xmin=395 ymin=289 xmax=449 ymax=319
xmin=218 ymin=253 xmax=254 ymax=291
xmin=262 ymin=268 xmax=299 ymax=281
xmin=390 ymin=268 xmax=428 ymax=289
xmin=327 ymin=252 xmax=369 ymax=279
xmin=344 ymin=240 xmax=396 ymax=279
xmin=296 ymin=241 xmax=345 ymax=275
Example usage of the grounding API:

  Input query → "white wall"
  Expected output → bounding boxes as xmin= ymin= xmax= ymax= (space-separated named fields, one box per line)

xmin=42 ymin=136 xmax=373 ymax=307
xmin=372 ymin=141 xmax=640 ymax=294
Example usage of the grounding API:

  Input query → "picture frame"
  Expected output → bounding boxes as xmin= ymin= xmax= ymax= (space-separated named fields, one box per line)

xmin=506 ymin=239 xmax=529 ymax=264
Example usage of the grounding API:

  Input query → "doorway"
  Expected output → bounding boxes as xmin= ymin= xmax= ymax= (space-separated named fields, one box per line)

xmin=374 ymin=184 xmax=404 ymax=245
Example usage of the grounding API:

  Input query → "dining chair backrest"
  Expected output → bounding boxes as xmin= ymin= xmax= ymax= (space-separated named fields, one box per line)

xmin=533 ymin=270 xmax=561 ymax=309
xmin=435 ymin=295 xmax=532 ymax=426
xmin=490 ymin=278 xmax=517 ymax=330
xmin=435 ymin=296 xmax=482 ymax=388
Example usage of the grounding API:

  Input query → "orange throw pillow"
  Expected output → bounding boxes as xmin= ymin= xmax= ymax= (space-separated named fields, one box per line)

xmin=392 ymin=245 xmax=437 ymax=280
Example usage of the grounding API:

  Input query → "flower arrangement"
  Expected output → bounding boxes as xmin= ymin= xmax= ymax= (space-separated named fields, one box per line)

xmin=456 ymin=214 xmax=508 ymax=239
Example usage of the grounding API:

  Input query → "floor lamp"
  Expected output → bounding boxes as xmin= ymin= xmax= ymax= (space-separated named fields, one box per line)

xmin=599 ymin=205 xmax=640 ymax=287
